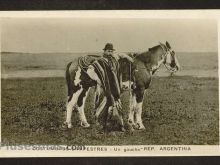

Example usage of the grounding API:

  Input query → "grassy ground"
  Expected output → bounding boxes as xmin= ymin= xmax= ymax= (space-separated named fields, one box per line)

xmin=1 ymin=76 xmax=219 ymax=145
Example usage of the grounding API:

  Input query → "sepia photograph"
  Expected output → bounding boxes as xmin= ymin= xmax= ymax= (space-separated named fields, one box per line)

xmin=0 ymin=11 xmax=219 ymax=156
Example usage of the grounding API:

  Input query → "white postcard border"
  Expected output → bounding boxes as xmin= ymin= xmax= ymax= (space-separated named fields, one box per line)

xmin=0 ymin=10 xmax=219 ymax=157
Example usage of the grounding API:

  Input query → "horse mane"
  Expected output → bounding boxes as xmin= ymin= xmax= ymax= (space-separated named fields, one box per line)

xmin=148 ymin=45 xmax=161 ymax=52
xmin=135 ymin=45 xmax=161 ymax=57
xmin=119 ymin=44 xmax=163 ymax=65
xmin=133 ymin=45 xmax=161 ymax=64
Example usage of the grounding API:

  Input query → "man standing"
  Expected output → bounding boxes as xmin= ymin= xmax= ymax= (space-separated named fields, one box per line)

xmin=102 ymin=43 xmax=133 ymax=108
xmin=103 ymin=43 xmax=133 ymax=69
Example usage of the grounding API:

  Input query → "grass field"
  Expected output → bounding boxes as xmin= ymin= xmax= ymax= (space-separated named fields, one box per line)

xmin=1 ymin=76 xmax=219 ymax=145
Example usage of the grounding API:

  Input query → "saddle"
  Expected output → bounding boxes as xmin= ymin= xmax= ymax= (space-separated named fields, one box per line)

xmin=78 ymin=54 xmax=102 ymax=70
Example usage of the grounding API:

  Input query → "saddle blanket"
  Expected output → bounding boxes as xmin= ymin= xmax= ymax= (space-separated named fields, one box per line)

xmin=78 ymin=55 xmax=121 ymax=103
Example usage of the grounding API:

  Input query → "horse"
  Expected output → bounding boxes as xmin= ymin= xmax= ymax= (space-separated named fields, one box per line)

xmin=63 ymin=53 xmax=124 ymax=130
xmin=121 ymin=41 xmax=180 ymax=130
xmin=63 ymin=41 xmax=180 ymax=131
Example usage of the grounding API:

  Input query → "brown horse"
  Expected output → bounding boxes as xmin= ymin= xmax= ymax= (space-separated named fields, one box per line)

xmin=63 ymin=41 xmax=180 ymax=131
xmin=122 ymin=41 xmax=180 ymax=130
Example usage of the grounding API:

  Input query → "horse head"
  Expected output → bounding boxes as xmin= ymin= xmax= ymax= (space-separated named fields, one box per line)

xmin=159 ymin=41 xmax=180 ymax=73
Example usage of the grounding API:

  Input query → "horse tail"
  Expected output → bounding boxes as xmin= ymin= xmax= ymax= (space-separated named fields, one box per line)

xmin=66 ymin=61 xmax=73 ymax=98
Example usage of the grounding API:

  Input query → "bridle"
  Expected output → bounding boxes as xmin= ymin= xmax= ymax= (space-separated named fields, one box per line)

xmin=160 ymin=44 xmax=177 ymax=73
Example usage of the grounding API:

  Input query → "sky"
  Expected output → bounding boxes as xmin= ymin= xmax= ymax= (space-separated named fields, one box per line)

xmin=0 ymin=18 xmax=218 ymax=53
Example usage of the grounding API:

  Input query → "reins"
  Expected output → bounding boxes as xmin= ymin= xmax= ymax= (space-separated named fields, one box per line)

xmin=160 ymin=45 xmax=177 ymax=73
xmin=129 ymin=61 xmax=133 ymax=108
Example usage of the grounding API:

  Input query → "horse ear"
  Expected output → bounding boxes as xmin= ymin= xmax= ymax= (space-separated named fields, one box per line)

xmin=159 ymin=42 xmax=167 ymax=52
xmin=159 ymin=42 xmax=164 ymax=48
xmin=166 ymin=41 xmax=171 ymax=49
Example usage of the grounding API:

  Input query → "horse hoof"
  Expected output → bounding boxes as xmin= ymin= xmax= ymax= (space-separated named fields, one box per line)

xmin=62 ymin=122 xmax=72 ymax=130
xmin=135 ymin=123 xmax=145 ymax=130
xmin=68 ymin=124 xmax=73 ymax=129
xmin=81 ymin=122 xmax=90 ymax=128
xmin=131 ymin=124 xmax=137 ymax=129
xmin=138 ymin=126 xmax=146 ymax=130
xmin=128 ymin=120 xmax=136 ymax=128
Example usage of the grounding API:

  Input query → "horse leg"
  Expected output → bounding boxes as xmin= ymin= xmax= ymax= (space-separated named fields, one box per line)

xmin=95 ymin=96 xmax=107 ymax=120
xmin=135 ymin=101 xmax=145 ymax=130
xmin=86 ymin=66 xmax=104 ymax=122
xmin=116 ymin=109 xmax=125 ymax=132
xmin=65 ymin=87 xmax=83 ymax=128
xmin=77 ymin=87 xmax=90 ymax=128
xmin=63 ymin=65 xmax=84 ymax=129
xmin=94 ymin=84 xmax=102 ymax=110
xmin=94 ymin=90 xmax=124 ymax=132
xmin=128 ymin=92 xmax=137 ymax=129
xmin=134 ymin=88 xmax=145 ymax=130
xmin=93 ymin=85 xmax=109 ymax=131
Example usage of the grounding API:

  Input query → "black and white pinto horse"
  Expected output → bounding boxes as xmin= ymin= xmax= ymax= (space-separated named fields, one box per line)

xmin=63 ymin=41 xmax=180 ymax=131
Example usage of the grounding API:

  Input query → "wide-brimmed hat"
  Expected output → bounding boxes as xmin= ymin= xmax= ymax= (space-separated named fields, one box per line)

xmin=103 ymin=43 xmax=115 ymax=51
